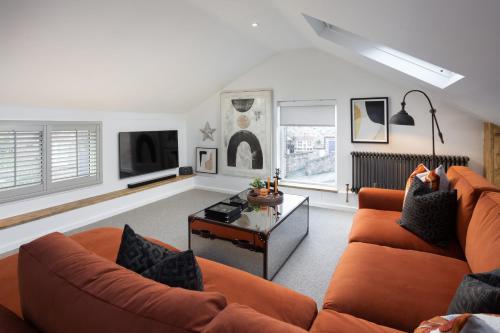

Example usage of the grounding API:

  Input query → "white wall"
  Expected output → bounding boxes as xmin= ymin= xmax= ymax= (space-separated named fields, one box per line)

xmin=0 ymin=106 xmax=190 ymax=253
xmin=187 ymin=48 xmax=484 ymax=207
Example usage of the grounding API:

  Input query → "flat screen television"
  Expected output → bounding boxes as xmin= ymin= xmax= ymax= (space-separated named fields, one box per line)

xmin=119 ymin=130 xmax=179 ymax=179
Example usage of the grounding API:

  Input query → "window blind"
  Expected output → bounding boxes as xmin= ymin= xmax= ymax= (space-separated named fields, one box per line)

xmin=49 ymin=125 xmax=99 ymax=187
xmin=279 ymin=100 xmax=336 ymax=127
xmin=0 ymin=129 xmax=44 ymax=190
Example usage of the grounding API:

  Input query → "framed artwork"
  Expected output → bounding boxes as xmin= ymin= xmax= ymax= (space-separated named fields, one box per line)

xmin=220 ymin=90 xmax=272 ymax=178
xmin=196 ymin=147 xmax=218 ymax=174
xmin=351 ymin=97 xmax=389 ymax=143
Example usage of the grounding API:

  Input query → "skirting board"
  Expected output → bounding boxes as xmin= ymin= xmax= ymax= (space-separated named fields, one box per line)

xmin=0 ymin=178 xmax=196 ymax=255
xmin=193 ymin=185 xmax=357 ymax=212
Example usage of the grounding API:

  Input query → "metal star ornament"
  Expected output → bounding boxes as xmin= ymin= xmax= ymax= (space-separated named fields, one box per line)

xmin=200 ymin=121 xmax=216 ymax=141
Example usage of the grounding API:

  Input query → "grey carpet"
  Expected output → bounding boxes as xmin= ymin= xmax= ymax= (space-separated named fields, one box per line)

xmin=71 ymin=189 xmax=354 ymax=307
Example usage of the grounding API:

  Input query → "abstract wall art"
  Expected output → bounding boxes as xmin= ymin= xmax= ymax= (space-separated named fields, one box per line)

xmin=196 ymin=147 xmax=217 ymax=174
xmin=220 ymin=90 xmax=272 ymax=177
xmin=350 ymin=97 xmax=389 ymax=143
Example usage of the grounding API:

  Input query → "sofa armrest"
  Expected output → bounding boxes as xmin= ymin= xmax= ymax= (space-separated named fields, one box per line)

xmin=0 ymin=305 xmax=39 ymax=333
xmin=358 ymin=188 xmax=405 ymax=211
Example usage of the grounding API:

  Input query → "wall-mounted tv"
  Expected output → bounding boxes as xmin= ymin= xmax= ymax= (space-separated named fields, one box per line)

xmin=119 ymin=130 xmax=179 ymax=179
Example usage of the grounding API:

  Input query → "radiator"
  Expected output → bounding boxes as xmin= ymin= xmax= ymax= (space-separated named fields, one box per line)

xmin=351 ymin=151 xmax=470 ymax=193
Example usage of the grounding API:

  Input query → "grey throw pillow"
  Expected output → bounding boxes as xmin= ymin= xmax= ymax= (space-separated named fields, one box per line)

xmin=448 ymin=269 xmax=500 ymax=314
xmin=397 ymin=177 xmax=457 ymax=247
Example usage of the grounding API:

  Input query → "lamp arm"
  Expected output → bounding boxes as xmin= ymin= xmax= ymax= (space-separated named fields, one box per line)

xmin=401 ymin=89 xmax=436 ymax=110
xmin=401 ymin=89 xmax=444 ymax=144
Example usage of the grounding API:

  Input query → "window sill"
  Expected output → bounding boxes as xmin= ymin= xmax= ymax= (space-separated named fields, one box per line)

xmin=279 ymin=181 xmax=338 ymax=193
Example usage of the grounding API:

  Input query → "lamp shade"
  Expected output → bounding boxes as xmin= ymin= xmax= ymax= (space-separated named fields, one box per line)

xmin=390 ymin=110 xmax=415 ymax=126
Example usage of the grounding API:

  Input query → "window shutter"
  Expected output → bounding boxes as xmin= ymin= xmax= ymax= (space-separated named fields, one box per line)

xmin=0 ymin=125 xmax=44 ymax=201
xmin=48 ymin=124 xmax=100 ymax=190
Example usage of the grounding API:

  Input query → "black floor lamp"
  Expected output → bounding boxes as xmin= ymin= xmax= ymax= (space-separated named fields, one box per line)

xmin=390 ymin=89 xmax=445 ymax=165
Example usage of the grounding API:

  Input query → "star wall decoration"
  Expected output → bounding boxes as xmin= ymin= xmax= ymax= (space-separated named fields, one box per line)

xmin=200 ymin=121 xmax=216 ymax=141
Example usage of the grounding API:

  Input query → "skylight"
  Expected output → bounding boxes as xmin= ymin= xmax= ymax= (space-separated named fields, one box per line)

xmin=304 ymin=14 xmax=464 ymax=89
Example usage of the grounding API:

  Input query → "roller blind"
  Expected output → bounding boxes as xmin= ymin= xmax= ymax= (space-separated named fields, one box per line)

xmin=279 ymin=100 xmax=336 ymax=127
xmin=48 ymin=124 xmax=100 ymax=189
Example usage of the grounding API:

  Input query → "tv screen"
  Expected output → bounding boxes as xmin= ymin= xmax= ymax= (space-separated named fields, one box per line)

xmin=119 ymin=130 xmax=179 ymax=179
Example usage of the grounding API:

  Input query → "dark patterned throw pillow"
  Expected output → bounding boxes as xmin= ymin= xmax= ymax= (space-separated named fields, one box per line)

xmin=447 ymin=269 xmax=500 ymax=314
xmin=397 ymin=177 xmax=457 ymax=247
xmin=116 ymin=224 xmax=172 ymax=273
xmin=116 ymin=225 xmax=203 ymax=291
xmin=142 ymin=250 xmax=204 ymax=291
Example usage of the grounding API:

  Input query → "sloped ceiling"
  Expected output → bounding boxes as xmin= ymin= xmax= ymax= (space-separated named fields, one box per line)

xmin=0 ymin=0 xmax=499 ymax=123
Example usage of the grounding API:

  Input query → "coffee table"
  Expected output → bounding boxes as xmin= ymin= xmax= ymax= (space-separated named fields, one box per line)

xmin=188 ymin=189 xmax=309 ymax=280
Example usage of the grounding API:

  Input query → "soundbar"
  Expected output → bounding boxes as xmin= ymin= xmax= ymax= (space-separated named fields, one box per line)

xmin=127 ymin=174 xmax=177 ymax=189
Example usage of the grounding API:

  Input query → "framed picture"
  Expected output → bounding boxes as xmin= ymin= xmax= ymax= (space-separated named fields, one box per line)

xmin=220 ymin=90 xmax=272 ymax=178
xmin=351 ymin=97 xmax=389 ymax=143
xmin=196 ymin=147 xmax=218 ymax=174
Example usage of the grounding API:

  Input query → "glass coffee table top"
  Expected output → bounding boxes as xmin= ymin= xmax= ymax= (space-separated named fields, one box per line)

xmin=189 ymin=189 xmax=308 ymax=234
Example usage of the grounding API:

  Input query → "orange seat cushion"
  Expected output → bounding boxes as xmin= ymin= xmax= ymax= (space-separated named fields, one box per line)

xmin=323 ymin=242 xmax=471 ymax=332
xmin=19 ymin=232 xmax=227 ymax=333
xmin=465 ymin=191 xmax=500 ymax=273
xmin=310 ymin=310 xmax=404 ymax=333
xmin=199 ymin=256 xmax=317 ymax=330
xmin=447 ymin=166 xmax=499 ymax=249
xmin=202 ymin=303 xmax=307 ymax=333
xmin=349 ymin=209 xmax=464 ymax=259
xmin=0 ymin=253 xmax=21 ymax=317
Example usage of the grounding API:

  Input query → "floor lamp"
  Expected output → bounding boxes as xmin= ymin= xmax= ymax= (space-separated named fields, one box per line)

xmin=389 ymin=89 xmax=445 ymax=166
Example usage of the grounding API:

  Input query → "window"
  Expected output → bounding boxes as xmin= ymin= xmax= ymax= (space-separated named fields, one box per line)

xmin=0 ymin=121 xmax=101 ymax=203
xmin=304 ymin=14 xmax=464 ymax=89
xmin=277 ymin=100 xmax=337 ymax=189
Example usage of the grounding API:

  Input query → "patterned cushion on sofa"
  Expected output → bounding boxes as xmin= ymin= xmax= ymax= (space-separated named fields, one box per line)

xmin=447 ymin=269 xmax=500 ymax=315
xmin=117 ymin=225 xmax=203 ymax=291
xmin=398 ymin=177 xmax=457 ymax=247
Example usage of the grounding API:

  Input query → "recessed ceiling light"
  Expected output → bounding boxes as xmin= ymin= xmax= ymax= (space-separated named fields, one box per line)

xmin=251 ymin=22 xmax=259 ymax=28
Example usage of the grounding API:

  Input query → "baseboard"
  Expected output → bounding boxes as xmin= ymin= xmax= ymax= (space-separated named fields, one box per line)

xmin=193 ymin=185 xmax=357 ymax=212
xmin=0 ymin=181 xmax=196 ymax=254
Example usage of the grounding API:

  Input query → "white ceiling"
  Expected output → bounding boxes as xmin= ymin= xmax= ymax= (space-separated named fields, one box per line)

xmin=0 ymin=0 xmax=499 ymax=123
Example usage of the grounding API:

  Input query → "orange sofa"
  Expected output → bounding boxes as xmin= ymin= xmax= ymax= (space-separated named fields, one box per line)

xmin=325 ymin=166 xmax=500 ymax=331
xmin=0 ymin=166 xmax=498 ymax=332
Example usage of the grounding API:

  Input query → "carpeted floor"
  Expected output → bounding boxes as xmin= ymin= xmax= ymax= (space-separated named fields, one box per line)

xmin=71 ymin=189 xmax=354 ymax=307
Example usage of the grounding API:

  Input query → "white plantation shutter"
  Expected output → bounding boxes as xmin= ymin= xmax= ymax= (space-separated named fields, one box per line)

xmin=0 ymin=124 xmax=45 ymax=201
xmin=48 ymin=124 xmax=100 ymax=190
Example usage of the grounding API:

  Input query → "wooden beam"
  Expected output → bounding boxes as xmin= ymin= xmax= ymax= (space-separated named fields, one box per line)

xmin=0 ymin=174 xmax=195 ymax=229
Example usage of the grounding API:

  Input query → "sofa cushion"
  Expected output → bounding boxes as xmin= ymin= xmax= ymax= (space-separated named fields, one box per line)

xmin=201 ymin=303 xmax=307 ymax=333
xmin=116 ymin=224 xmax=173 ymax=273
xmin=18 ymin=232 xmax=227 ymax=333
xmin=465 ymin=192 xmax=500 ymax=273
xmin=447 ymin=166 xmax=499 ymax=250
xmin=349 ymin=209 xmax=464 ymax=259
xmin=198 ymin=256 xmax=317 ymax=330
xmin=0 ymin=253 xmax=21 ymax=317
xmin=397 ymin=177 xmax=457 ymax=247
xmin=0 ymin=305 xmax=39 ymax=333
xmin=323 ymin=242 xmax=471 ymax=332
xmin=447 ymin=269 xmax=500 ymax=315
xmin=142 ymin=249 xmax=204 ymax=291
xmin=309 ymin=310 xmax=404 ymax=333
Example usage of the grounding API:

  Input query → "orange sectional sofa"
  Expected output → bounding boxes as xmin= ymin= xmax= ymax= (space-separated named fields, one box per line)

xmin=0 ymin=166 xmax=498 ymax=332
